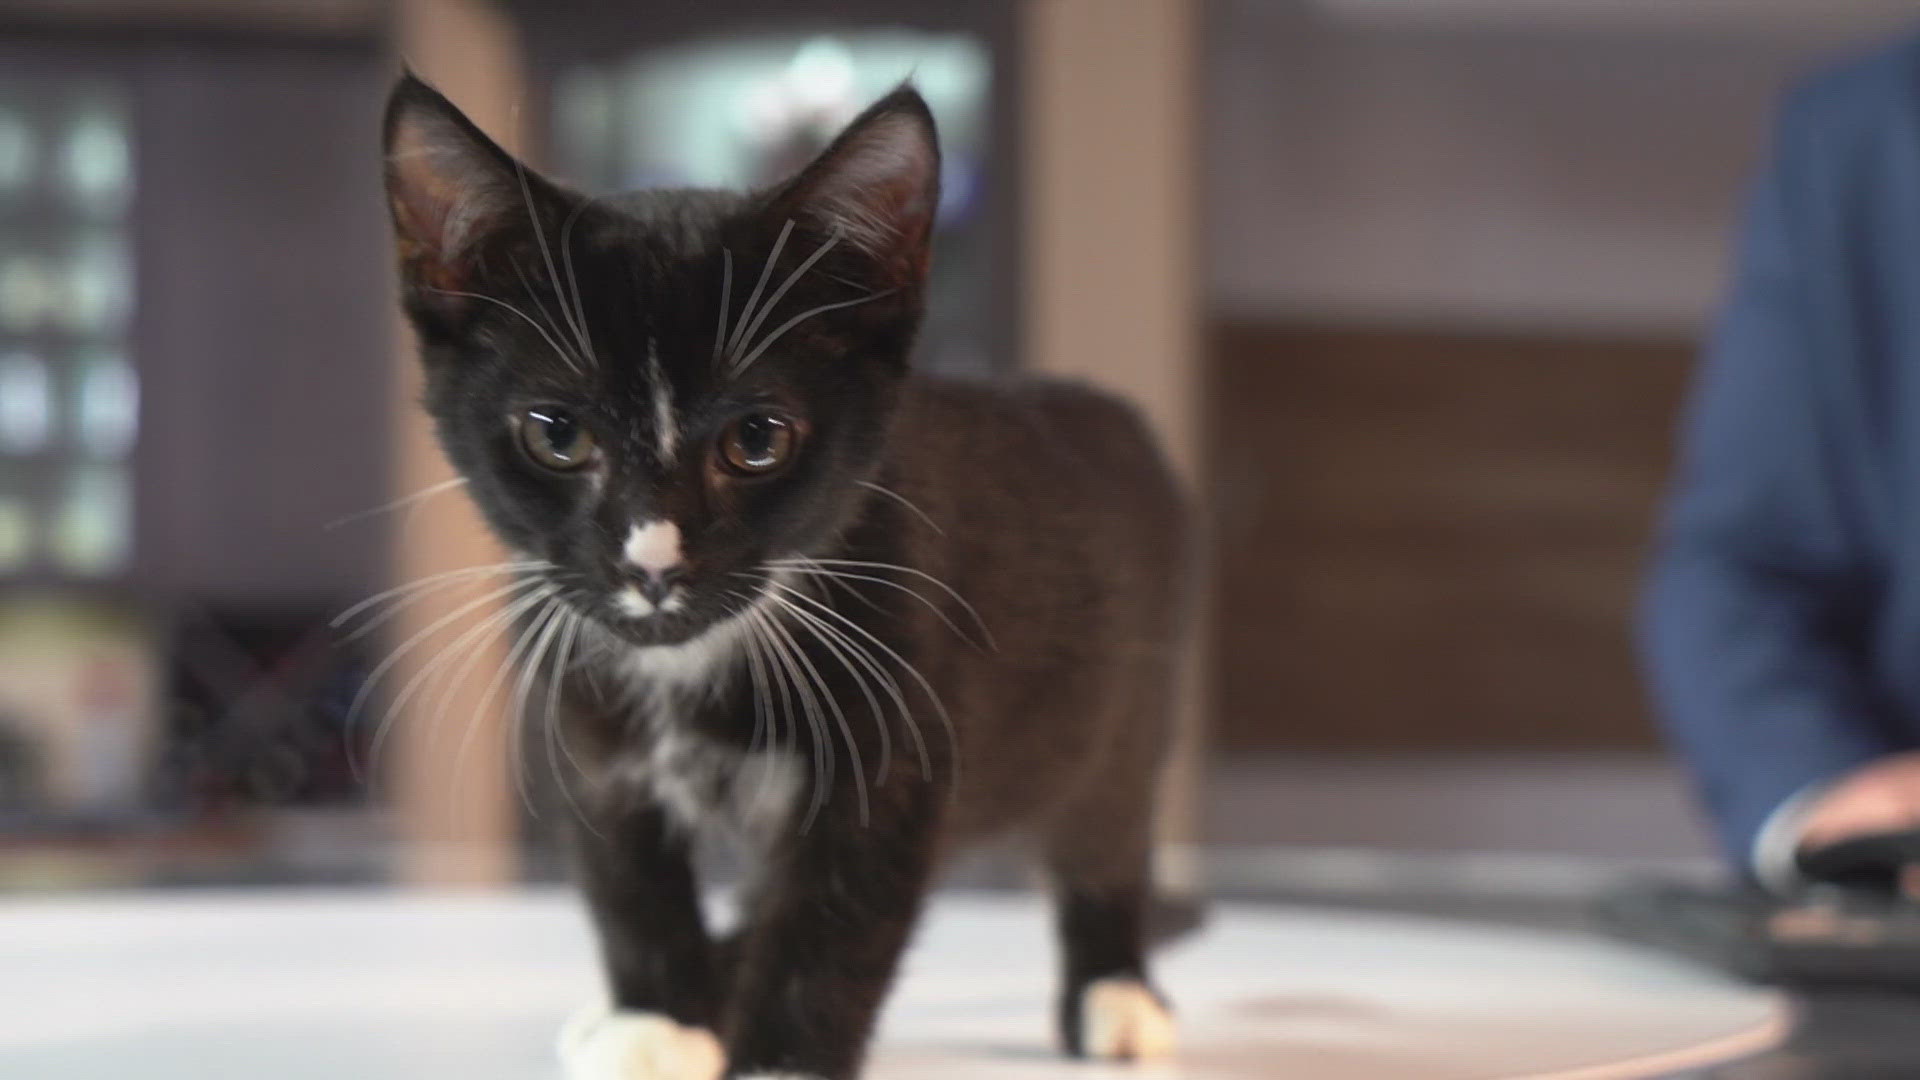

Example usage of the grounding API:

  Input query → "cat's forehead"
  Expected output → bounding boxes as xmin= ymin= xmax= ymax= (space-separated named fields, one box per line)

xmin=488 ymin=190 xmax=747 ymax=390
xmin=598 ymin=187 xmax=753 ymax=260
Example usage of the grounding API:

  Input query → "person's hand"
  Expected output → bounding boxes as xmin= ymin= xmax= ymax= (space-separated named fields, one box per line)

xmin=1798 ymin=751 xmax=1920 ymax=852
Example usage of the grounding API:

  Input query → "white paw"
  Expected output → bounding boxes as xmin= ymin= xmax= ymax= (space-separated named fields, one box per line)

xmin=1081 ymin=977 xmax=1177 ymax=1062
xmin=558 ymin=1005 xmax=726 ymax=1080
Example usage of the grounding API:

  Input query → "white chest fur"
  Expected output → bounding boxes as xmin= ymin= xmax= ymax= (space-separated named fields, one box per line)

xmin=601 ymin=622 xmax=802 ymax=844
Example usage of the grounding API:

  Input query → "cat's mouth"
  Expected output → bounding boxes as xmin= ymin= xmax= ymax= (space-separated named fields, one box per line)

xmin=589 ymin=585 xmax=710 ymax=647
xmin=612 ymin=582 xmax=687 ymax=620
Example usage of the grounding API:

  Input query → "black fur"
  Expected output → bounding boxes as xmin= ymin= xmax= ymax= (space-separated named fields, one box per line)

xmin=382 ymin=73 xmax=1189 ymax=1079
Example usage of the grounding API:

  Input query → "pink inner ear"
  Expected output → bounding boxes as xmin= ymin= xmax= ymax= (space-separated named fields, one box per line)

xmin=385 ymin=115 xmax=513 ymax=292
xmin=803 ymin=113 xmax=938 ymax=267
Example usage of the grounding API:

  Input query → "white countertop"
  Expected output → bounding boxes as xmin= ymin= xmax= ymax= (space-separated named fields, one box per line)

xmin=0 ymin=888 xmax=1784 ymax=1079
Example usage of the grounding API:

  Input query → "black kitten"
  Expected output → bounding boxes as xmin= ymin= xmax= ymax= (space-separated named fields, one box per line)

xmin=382 ymin=74 xmax=1188 ymax=1080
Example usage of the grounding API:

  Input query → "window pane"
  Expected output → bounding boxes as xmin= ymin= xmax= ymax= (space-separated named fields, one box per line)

xmin=75 ymin=351 xmax=136 ymax=458
xmin=0 ymin=495 xmax=28 ymax=571
xmin=59 ymin=109 xmax=130 ymax=217
xmin=0 ymin=254 xmax=56 ymax=332
xmin=0 ymin=108 xmax=35 ymax=196
xmin=0 ymin=352 xmax=49 ymax=452
xmin=51 ymin=466 xmax=129 ymax=574
xmin=62 ymin=235 xmax=132 ymax=333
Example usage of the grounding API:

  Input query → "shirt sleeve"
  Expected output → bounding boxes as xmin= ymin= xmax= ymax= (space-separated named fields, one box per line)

xmin=1639 ymin=95 xmax=1895 ymax=874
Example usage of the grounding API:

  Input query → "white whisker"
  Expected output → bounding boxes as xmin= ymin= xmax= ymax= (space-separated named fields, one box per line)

xmin=712 ymin=247 xmax=734 ymax=365
xmin=730 ymin=290 xmax=891 ymax=377
xmin=432 ymin=585 xmax=555 ymax=753
xmin=349 ymin=575 xmax=549 ymax=781
xmin=762 ymin=584 xmax=905 ymax=786
xmin=511 ymin=260 xmax=591 ymax=377
xmin=759 ymin=592 xmax=869 ymax=826
xmin=774 ymin=564 xmax=984 ymax=652
xmin=725 ymin=589 xmax=787 ymax=822
xmin=748 ymin=603 xmax=832 ymax=830
xmin=512 ymin=601 xmax=573 ymax=824
xmin=423 ymin=287 xmax=583 ymax=375
xmin=467 ymin=596 xmax=567 ymax=821
xmin=763 ymin=578 xmax=957 ymax=795
xmin=769 ymin=557 xmax=995 ymax=651
xmin=411 ymin=583 xmax=556 ymax=756
xmin=727 ymin=229 xmax=840 ymax=364
xmin=782 ymin=575 xmax=920 ymax=772
xmin=855 ymin=479 xmax=943 ymax=536
xmin=332 ymin=560 xmax=549 ymax=634
xmin=543 ymin=608 xmax=600 ymax=834
xmin=557 ymin=196 xmax=605 ymax=370
xmin=430 ymin=587 xmax=560 ymax=821
xmin=515 ymin=155 xmax=594 ymax=368
xmin=727 ymin=218 xmax=795 ymax=359
xmin=752 ymin=603 xmax=830 ymax=829
xmin=740 ymin=603 xmax=799 ymax=808
xmin=325 ymin=477 xmax=469 ymax=532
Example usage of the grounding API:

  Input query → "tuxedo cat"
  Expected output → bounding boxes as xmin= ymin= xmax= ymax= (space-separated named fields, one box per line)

xmin=382 ymin=73 xmax=1189 ymax=1080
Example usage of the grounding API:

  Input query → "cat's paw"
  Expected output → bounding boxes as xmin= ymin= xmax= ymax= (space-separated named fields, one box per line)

xmin=1080 ymin=978 xmax=1177 ymax=1062
xmin=558 ymin=1005 xmax=726 ymax=1080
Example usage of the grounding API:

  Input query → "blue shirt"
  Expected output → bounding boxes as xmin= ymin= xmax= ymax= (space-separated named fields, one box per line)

xmin=1643 ymin=32 xmax=1920 ymax=868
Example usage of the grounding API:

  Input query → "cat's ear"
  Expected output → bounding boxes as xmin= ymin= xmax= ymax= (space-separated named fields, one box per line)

xmin=382 ymin=72 xmax=555 ymax=299
xmin=770 ymin=86 xmax=941 ymax=288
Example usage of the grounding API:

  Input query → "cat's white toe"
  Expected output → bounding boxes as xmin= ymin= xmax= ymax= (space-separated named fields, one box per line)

xmin=558 ymin=1005 xmax=726 ymax=1080
xmin=1081 ymin=977 xmax=1177 ymax=1062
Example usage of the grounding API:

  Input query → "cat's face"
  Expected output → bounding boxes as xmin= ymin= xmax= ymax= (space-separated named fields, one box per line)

xmin=382 ymin=76 xmax=939 ymax=647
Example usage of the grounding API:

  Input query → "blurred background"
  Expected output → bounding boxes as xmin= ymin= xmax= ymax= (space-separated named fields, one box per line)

xmin=1 ymin=0 xmax=1916 ymax=904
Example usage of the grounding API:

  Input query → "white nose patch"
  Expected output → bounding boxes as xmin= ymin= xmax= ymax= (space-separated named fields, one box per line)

xmin=623 ymin=519 xmax=683 ymax=576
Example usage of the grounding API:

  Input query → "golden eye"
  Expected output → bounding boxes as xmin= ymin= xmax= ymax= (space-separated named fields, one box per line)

xmin=518 ymin=407 xmax=597 ymax=471
xmin=718 ymin=412 xmax=796 ymax=476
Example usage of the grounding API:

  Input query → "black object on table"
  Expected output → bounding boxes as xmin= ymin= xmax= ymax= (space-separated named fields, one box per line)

xmin=1597 ymin=828 xmax=1920 ymax=990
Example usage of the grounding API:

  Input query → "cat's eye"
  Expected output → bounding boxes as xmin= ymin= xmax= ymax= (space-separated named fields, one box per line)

xmin=717 ymin=412 xmax=797 ymax=476
xmin=518 ymin=407 xmax=597 ymax=471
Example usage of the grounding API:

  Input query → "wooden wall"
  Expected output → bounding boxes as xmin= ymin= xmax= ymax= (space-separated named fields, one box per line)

xmin=1209 ymin=321 xmax=1694 ymax=752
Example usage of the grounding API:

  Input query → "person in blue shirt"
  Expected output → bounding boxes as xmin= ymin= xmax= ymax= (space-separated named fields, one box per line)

xmin=1644 ymin=31 xmax=1920 ymax=889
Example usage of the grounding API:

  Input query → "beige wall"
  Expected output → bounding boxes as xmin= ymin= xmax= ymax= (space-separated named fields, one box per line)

xmin=1022 ymin=0 xmax=1206 ymax=886
xmin=1207 ymin=0 xmax=1909 ymax=332
xmin=386 ymin=0 xmax=527 ymax=888
xmin=1024 ymin=0 xmax=1201 ymax=482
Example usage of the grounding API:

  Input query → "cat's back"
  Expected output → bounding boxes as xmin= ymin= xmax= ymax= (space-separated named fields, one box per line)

xmin=896 ymin=372 xmax=1179 ymax=507
xmin=887 ymin=372 xmax=1187 ymax=587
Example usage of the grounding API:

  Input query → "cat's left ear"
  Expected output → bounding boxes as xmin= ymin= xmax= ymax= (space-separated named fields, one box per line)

xmin=770 ymin=86 xmax=941 ymax=288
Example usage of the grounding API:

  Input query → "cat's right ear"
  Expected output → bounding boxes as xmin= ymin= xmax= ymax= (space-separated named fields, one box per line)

xmin=383 ymin=73 xmax=536 ymax=303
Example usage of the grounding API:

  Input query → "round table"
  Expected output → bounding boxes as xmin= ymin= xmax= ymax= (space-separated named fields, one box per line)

xmin=0 ymin=888 xmax=1785 ymax=1079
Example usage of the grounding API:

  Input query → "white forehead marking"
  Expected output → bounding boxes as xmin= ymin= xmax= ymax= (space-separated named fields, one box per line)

xmin=623 ymin=519 xmax=682 ymax=575
xmin=647 ymin=338 xmax=678 ymax=464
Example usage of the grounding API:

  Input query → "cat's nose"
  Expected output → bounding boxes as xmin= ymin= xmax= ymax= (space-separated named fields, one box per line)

xmin=620 ymin=518 xmax=685 ymax=607
xmin=629 ymin=566 xmax=683 ymax=607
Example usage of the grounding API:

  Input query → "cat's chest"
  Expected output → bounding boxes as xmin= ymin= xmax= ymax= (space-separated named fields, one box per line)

xmin=596 ymin=639 xmax=801 ymax=843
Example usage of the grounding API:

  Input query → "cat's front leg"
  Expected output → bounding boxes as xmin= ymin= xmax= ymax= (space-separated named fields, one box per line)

xmin=721 ymin=786 xmax=940 ymax=1080
xmin=563 ymin=805 xmax=727 ymax=1080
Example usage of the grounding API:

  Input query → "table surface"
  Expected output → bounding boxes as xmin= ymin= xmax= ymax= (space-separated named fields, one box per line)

xmin=1225 ymin=886 xmax=1920 ymax=1080
xmin=0 ymin=888 xmax=1792 ymax=1080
